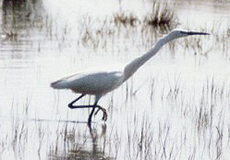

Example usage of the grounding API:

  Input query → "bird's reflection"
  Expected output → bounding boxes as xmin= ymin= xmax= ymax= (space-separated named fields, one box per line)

xmin=49 ymin=123 xmax=114 ymax=160
xmin=88 ymin=124 xmax=108 ymax=159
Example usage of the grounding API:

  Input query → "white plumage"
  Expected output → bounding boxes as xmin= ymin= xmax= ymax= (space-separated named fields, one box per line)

xmin=51 ymin=71 xmax=124 ymax=95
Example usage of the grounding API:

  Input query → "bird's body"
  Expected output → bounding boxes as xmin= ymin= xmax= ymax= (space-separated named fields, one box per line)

xmin=51 ymin=70 xmax=124 ymax=95
xmin=51 ymin=29 xmax=209 ymax=125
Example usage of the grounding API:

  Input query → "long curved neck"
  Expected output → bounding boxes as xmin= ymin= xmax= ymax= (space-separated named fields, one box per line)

xmin=123 ymin=36 xmax=171 ymax=82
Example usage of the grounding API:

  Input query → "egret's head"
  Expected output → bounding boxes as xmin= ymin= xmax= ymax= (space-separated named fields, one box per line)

xmin=168 ymin=29 xmax=210 ymax=40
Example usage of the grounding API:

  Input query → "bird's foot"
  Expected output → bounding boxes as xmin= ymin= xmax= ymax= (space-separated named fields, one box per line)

xmin=95 ymin=106 xmax=107 ymax=121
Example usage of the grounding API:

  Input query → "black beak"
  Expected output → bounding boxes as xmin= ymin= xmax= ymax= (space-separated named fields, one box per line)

xmin=183 ymin=31 xmax=210 ymax=35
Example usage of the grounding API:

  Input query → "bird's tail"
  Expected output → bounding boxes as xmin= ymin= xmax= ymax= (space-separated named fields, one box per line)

xmin=50 ymin=79 xmax=69 ymax=89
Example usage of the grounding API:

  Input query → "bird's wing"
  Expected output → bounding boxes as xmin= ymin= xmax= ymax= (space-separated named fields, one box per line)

xmin=51 ymin=71 xmax=124 ymax=95
xmin=50 ymin=73 xmax=82 ymax=89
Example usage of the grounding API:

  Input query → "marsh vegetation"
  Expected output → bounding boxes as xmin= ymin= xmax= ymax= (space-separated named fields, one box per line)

xmin=0 ymin=0 xmax=230 ymax=159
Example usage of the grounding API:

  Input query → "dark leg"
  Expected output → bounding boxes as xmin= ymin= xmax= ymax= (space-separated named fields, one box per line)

xmin=68 ymin=94 xmax=107 ymax=123
xmin=88 ymin=104 xmax=96 ymax=125
xmin=88 ymin=104 xmax=107 ymax=125
xmin=68 ymin=94 xmax=85 ymax=108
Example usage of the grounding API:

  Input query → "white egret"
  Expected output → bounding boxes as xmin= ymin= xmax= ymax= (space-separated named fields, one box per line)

xmin=51 ymin=29 xmax=209 ymax=125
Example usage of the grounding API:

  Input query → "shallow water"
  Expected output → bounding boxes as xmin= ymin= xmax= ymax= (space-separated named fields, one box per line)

xmin=0 ymin=0 xmax=230 ymax=159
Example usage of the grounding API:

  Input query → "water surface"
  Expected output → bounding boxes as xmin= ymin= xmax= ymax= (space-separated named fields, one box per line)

xmin=0 ymin=0 xmax=230 ymax=159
